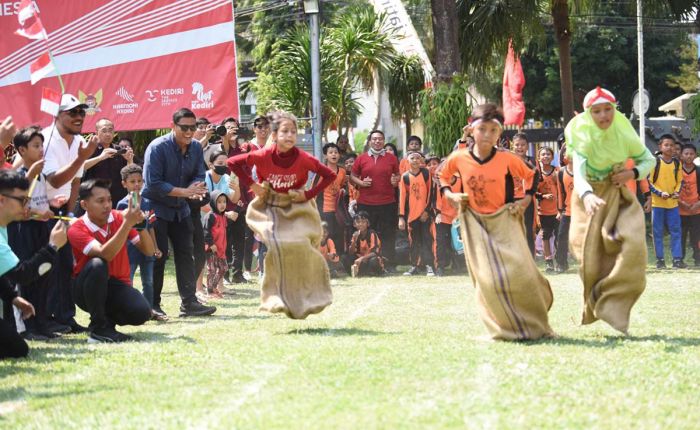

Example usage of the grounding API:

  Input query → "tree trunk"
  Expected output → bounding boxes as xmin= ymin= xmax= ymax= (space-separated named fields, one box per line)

xmin=430 ymin=0 xmax=461 ymax=82
xmin=404 ymin=114 xmax=412 ymax=141
xmin=552 ymin=0 xmax=575 ymax=123
xmin=371 ymin=70 xmax=382 ymax=131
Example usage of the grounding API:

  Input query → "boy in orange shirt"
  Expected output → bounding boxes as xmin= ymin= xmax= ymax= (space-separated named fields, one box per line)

xmin=556 ymin=143 xmax=574 ymax=272
xmin=320 ymin=222 xmax=344 ymax=277
xmin=343 ymin=212 xmax=386 ymax=277
xmin=399 ymin=152 xmax=435 ymax=276
xmin=679 ymin=144 xmax=700 ymax=266
xmin=399 ymin=136 xmax=424 ymax=175
xmin=536 ymin=146 xmax=559 ymax=272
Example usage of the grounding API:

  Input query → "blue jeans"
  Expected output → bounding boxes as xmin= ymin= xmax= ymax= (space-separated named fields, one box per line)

xmin=128 ymin=243 xmax=155 ymax=307
xmin=652 ymin=206 xmax=682 ymax=260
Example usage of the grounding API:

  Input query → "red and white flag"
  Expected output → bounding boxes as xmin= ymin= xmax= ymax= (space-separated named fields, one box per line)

xmin=29 ymin=52 xmax=54 ymax=85
xmin=15 ymin=0 xmax=47 ymax=40
xmin=40 ymin=87 xmax=61 ymax=116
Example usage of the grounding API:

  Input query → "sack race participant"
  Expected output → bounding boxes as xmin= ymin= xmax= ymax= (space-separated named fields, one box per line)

xmin=564 ymin=87 xmax=655 ymax=334
xmin=439 ymin=104 xmax=554 ymax=341
xmin=228 ymin=112 xmax=337 ymax=319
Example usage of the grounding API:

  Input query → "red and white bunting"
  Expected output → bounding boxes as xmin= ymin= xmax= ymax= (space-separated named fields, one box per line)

xmin=29 ymin=52 xmax=54 ymax=85
xmin=15 ymin=0 xmax=47 ymax=41
xmin=17 ymin=0 xmax=40 ymax=25
xmin=40 ymin=87 xmax=61 ymax=116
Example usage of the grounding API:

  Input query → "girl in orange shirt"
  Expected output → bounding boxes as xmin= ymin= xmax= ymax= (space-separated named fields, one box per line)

xmin=511 ymin=133 xmax=538 ymax=255
xmin=316 ymin=143 xmax=347 ymax=253
xmin=439 ymin=104 xmax=553 ymax=341
xmin=536 ymin=146 xmax=559 ymax=272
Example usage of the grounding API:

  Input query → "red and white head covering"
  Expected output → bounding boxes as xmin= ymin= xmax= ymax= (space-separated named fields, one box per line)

xmin=583 ymin=87 xmax=617 ymax=110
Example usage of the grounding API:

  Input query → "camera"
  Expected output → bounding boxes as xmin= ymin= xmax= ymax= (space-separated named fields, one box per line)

xmin=215 ymin=125 xmax=228 ymax=137
xmin=116 ymin=147 xmax=127 ymax=155
xmin=237 ymin=126 xmax=254 ymax=141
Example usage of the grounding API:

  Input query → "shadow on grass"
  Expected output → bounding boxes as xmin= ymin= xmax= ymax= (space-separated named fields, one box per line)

xmin=535 ymin=334 xmax=700 ymax=352
xmin=282 ymin=327 xmax=397 ymax=337
xmin=130 ymin=330 xmax=196 ymax=344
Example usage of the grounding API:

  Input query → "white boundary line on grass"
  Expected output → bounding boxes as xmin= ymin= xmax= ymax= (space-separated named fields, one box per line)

xmin=333 ymin=282 xmax=395 ymax=329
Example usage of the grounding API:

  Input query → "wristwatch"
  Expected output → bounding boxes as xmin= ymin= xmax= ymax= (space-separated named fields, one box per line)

xmin=47 ymin=243 xmax=59 ymax=252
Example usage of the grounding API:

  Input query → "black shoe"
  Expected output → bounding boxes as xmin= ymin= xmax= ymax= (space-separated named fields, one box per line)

xmin=232 ymin=272 xmax=248 ymax=283
xmin=403 ymin=266 xmax=419 ymax=276
xmin=37 ymin=329 xmax=61 ymax=339
xmin=435 ymin=268 xmax=445 ymax=277
xmin=88 ymin=326 xmax=128 ymax=344
xmin=656 ymin=259 xmax=666 ymax=269
xmin=672 ymin=259 xmax=688 ymax=269
xmin=179 ymin=301 xmax=217 ymax=317
xmin=68 ymin=321 xmax=88 ymax=334
xmin=152 ymin=306 xmax=168 ymax=318
xmin=545 ymin=260 xmax=555 ymax=273
xmin=22 ymin=330 xmax=49 ymax=341
xmin=43 ymin=320 xmax=71 ymax=335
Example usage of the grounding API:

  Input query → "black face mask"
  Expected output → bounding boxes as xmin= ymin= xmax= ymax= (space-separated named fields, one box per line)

xmin=213 ymin=165 xmax=228 ymax=175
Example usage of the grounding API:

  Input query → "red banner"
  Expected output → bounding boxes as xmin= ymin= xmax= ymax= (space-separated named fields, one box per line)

xmin=0 ymin=0 xmax=239 ymax=131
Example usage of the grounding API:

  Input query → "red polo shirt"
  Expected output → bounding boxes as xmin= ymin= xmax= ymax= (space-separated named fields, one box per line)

xmin=351 ymin=152 xmax=400 ymax=205
xmin=68 ymin=210 xmax=140 ymax=285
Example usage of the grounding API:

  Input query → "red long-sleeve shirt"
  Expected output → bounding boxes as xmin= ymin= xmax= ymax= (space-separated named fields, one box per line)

xmin=228 ymin=145 xmax=336 ymax=200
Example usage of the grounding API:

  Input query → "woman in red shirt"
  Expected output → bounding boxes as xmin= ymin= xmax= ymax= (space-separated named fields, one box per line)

xmin=228 ymin=112 xmax=336 ymax=319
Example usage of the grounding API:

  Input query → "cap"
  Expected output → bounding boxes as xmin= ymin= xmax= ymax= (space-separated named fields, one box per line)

xmin=59 ymin=94 xmax=88 ymax=112
xmin=583 ymin=87 xmax=617 ymax=110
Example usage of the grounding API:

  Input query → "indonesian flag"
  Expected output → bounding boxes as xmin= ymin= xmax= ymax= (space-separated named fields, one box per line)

xmin=502 ymin=41 xmax=526 ymax=126
xmin=40 ymin=87 xmax=61 ymax=116
xmin=15 ymin=0 xmax=47 ymax=40
xmin=29 ymin=52 xmax=54 ymax=85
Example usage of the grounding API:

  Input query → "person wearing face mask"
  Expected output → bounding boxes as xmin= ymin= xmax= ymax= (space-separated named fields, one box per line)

xmin=565 ymin=87 xmax=656 ymax=335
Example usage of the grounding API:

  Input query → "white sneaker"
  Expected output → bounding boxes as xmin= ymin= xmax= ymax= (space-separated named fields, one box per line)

xmin=243 ymin=271 xmax=252 ymax=281
xmin=426 ymin=266 xmax=435 ymax=277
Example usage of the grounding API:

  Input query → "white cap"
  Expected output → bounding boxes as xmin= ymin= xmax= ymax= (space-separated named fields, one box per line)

xmin=59 ymin=94 xmax=88 ymax=112
xmin=583 ymin=87 xmax=617 ymax=109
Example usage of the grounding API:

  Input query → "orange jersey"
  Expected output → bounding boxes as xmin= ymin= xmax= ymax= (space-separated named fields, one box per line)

xmin=557 ymin=167 xmax=574 ymax=217
xmin=348 ymin=182 xmax=359 ymax=201
xmin=536 ymin=166 xmax=559 ymax=216
xmin=439 ymin=148 xmax=535 ymax=215
xmin=512 ymin=155 xmax=536 ymax=199
xmin=399 ymin=168 xmax=432 ymax=222
xmin=436 ymin=175 xmax=460 ymax=224
xmin=350 ymin=230 xmax=381 ymax=257
xmin=320 ymin=167 xmax=346 ymax=212
xmin=319 ymin=238 xmax=339 ymax=262
xmin=680 ymin=166 xmax=700 ymax=216
xmin=624 ymin=159 xmax=650 ymax=195
xmin=399 ymin=158 xmax=410 ymax=175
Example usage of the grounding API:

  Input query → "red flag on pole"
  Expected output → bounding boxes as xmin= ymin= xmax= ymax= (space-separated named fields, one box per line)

xmin=40 ymin=87 xmax=61 ymax=116
xmin=503 ymin=41 xmax=526 ymax=126
xmin=15 ymin=0 xmax=47 ymax=40
xmin=29 ymin=52 xmax=55 ymax=85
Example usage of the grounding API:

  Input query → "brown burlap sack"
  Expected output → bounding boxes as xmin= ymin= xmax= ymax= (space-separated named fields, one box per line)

xmin=569 ymin=181 xmax=646 ymax=334
xmin=246 ymin=187 xmax=332 ymax=319
xmin=458 ymin=203 xmax=554 ymax=340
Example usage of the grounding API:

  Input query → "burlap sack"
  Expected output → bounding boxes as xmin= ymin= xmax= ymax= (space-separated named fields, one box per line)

xmin=569 ymin=181 xmax=646 ymax=334
xmin=458 ymin=203 xmax=554 ymax=340
xmin=246 ymin=187 xmax=332 ymax=319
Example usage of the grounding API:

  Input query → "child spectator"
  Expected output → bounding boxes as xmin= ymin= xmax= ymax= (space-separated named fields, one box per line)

xmin=343 ymin=211 xmax=386 ymax=277
xmin=511 ymin=132 xmax=538 ymax=255
xmin=203 ymin=191 xmax=229 ymax=298
xmin=434 ymin=157 xmax=462 ymax=276
xmin=672 ymin=141 xmax=682 ymax=160
xmin=116 ymin=165 xmax=166 ymax=321
xmin=320 ymin=222 xmax=343 ymax=277
xmin=536 ymin=146 xmax=559 ymax=272
xmin=556 ymin=143 xmax=574 ymax=273
xmin=315 ymin=143 xmax=346 ymax=253
xmin=399 ymin=136 xmax=423 ymax=174
xmin=679 ymin=144 xmax=700 ymax=266
xmin=399 ymin=152 xmax=435 ymax=276
xmin=648 ymin=135 xmax=685 ymax=268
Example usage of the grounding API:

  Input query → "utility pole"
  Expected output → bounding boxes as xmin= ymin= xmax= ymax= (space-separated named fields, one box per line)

xmin=304 ymin=0 xmax=322 ymax=159
xmin=637 ymin=0 xmax=645 ymax=136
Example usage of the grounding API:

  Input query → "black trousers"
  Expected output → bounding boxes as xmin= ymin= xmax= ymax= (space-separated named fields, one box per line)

xmin=435 ymin=222 xmax=453 ymax=269
xmin=191 ymin=211 xmax=206 ymax=279
xmin=7 ymin=220 xmax=52 ymax=332
xmin=681 ymin=214 xmax=700 ymax=263
xmin=358 ymin=202 xmax=397 ymax=265
xmin=408 ymin=219 xmax=434 ymax=268
xmin=522 ymin=201 xmax=535 ymax=256
xmin=0 ymin=317 xmax=28 ymax=359
xmin=72 ymin=258 xmax=151 ymax=329
xmin=46 ymin=214 xmax=76 ymax=324
xmin=555 ymin=215 xmax=571 ymax=270
xmin=321 ymin=212 xmax=344 ymax=254
xmin=153 ymin=216 xmax=197 ymax=307
xmin=227 ymin=215 xmax=255 ymax=274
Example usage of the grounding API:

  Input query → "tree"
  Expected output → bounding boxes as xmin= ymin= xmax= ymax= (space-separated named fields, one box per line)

xmin=667 ymin=38 xmax=700 ymax=93
xmin=386 ymin=54 xmax=426 ymax=139
xmin=430 ymin=0 xmax=461 ymax=81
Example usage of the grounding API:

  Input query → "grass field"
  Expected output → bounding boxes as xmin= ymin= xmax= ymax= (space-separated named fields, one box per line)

xmin=1 ymin=264 xmax=699 ymax=429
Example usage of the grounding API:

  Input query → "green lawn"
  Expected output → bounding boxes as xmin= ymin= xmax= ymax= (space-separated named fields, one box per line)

xmin=1 ymin=264 xmax=699 ymax=429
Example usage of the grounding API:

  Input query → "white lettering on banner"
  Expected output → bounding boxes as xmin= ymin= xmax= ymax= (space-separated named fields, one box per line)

xmin=266 ymin=173 xmax=298 ymax=190
xmin=0 ymin=2 xmax=20 ymax=16
xmin=191 ymin=82 xmax=214 ymax=110
xmin=145 ymin=88 xmax=184 ymax=107
xmin=368 ymin=0 xmax=433 ymax=83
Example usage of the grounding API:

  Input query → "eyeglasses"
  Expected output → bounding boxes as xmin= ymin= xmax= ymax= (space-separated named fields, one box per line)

xmin=176 ymin=123 xmax=197 ymax=132
xmin=2 ymin=194 xmax=30 ymax=206
xmin=65 ymin=108 xmax=86 ymax=117
xmin=254 ymin=124 xmax=269 ymax=130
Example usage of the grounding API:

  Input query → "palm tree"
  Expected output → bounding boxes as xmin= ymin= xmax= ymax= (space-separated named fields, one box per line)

xmin=327 ymin=6 xmax=397 ymax=136
xmin=386 ymin=54 xmax=426 ymax=139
